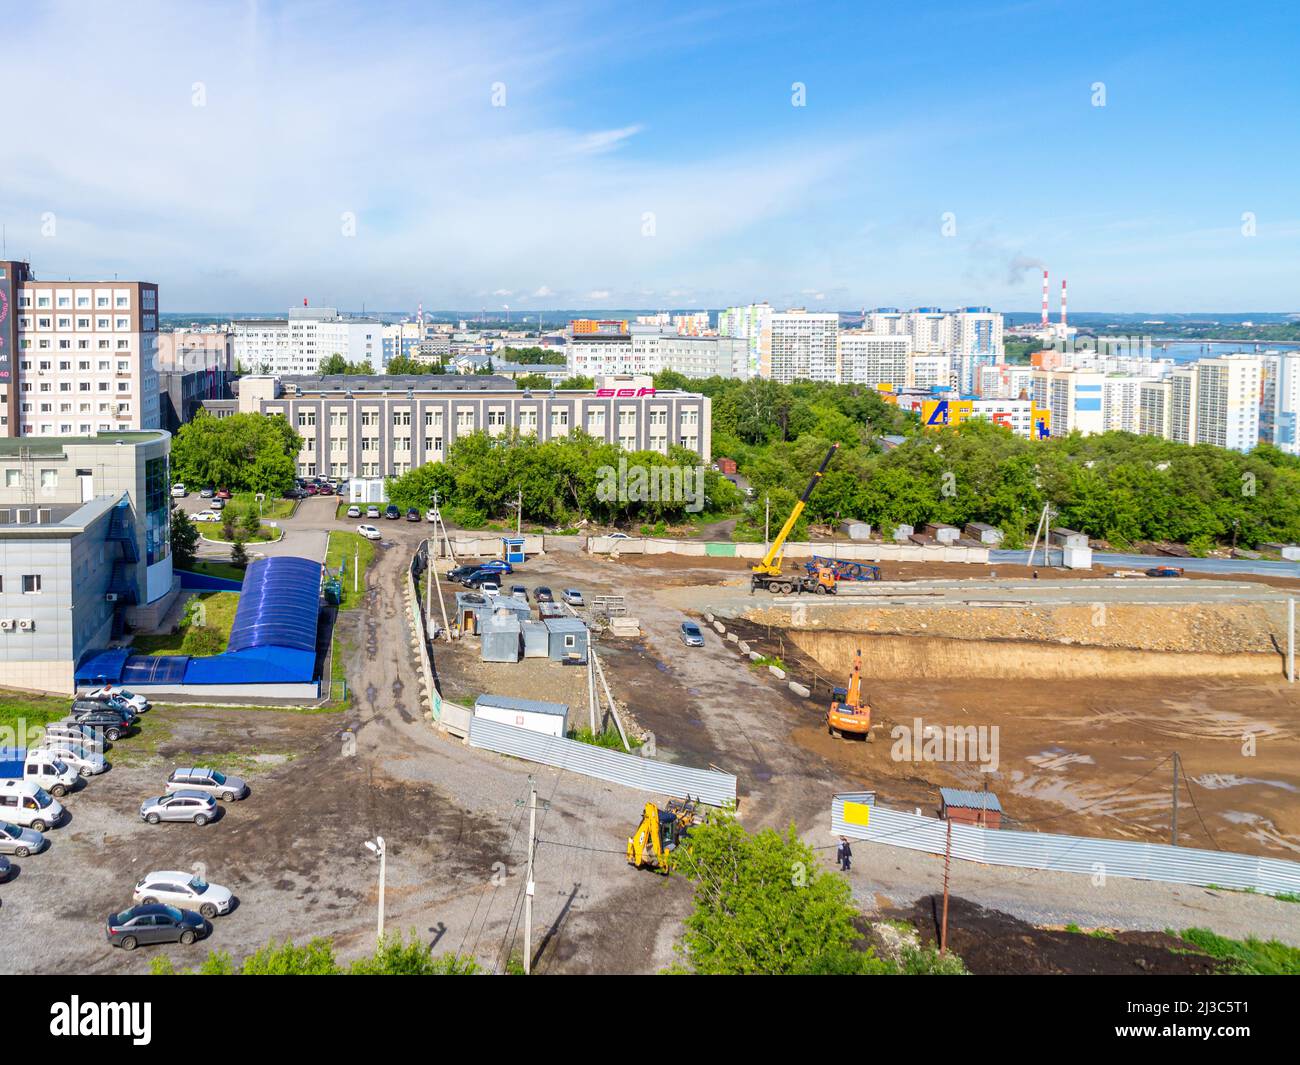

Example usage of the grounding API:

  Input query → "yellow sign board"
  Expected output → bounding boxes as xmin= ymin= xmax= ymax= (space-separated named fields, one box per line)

xmin=843 ymin=801 xmax=871 ymax=827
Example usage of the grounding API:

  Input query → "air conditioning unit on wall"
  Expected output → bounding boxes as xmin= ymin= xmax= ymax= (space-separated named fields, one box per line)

xmin=17 ymin=618 xmax=35 ymax=631
xmin=0 ymin=619 xmax=13 ymax=632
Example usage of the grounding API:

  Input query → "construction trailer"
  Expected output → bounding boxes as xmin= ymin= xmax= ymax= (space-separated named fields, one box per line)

xmin=939 ymin=787 xmax=1002 ymax=829
xmin=521 ymin=620 xmax=549 ymax=658
xmin=481 ymin=611 xmax=523 ymax=663
xmin=923 ymin=522 xmax=960 ymax=544
xmin=544 ymin=616 xmax=589 ymax=663
xmin=473 ymin=693 xmax=569 ymax=738
xmin=891 ymin=524 xmax=914 ymax=542
xmin=839 ymin=520 xmax=871 ymax=541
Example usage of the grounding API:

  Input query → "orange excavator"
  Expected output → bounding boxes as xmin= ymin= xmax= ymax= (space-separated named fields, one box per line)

xmin=826 ymin=648 xmax=872 ymax=739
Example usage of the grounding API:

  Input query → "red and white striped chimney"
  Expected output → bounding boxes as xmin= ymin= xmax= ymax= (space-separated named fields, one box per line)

xmin=1060 ymin=278 xmax=1068 ymax=327
xmin=1041 ymin=269 xmax=1050 ymax=327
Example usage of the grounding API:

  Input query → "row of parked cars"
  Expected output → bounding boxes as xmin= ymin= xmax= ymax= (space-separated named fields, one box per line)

xmin=348 ymin=503 xmax=436 ymax=522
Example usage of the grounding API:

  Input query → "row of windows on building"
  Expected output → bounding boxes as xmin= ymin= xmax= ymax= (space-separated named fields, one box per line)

xmin=18 ymin=292 xmax=138 ymax=310
xmin=19 ymin=316 xmax=148 ymax=332
xmin=287 ymin=407 xmax=700 ymax=429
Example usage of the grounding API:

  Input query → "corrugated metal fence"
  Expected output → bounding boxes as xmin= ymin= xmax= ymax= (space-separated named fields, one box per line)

xmin=469 ymin=716 xmax=738 ymax=807
xmin=831 ymin=793 xmax=1300 ymax=896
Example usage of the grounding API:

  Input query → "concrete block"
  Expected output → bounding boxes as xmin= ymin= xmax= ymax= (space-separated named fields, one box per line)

xmin=788 ymin=681 xmax=811 ymax=698
xmin=749 ymin=651 xmax=762 ymax=661
xmin=713 ymin=621 xmax=726 ymax=633
xmin=726 ymin=632 xmax=739 ymax=643
xmin=768 ymin=665 xmax=787 ymax=680
xmin=738 ymin=641 xmax=749 ymax=653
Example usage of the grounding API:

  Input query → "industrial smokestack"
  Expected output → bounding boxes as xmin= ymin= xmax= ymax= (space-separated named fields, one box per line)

xmin=1041 ymin=270 xmax=1050 ymax=327
xmin=1060 ymin=279 xmax=1068 ymax=327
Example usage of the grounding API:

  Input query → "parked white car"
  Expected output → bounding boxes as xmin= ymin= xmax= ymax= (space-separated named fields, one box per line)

xmin=83 ymin=686 xmax=150 ymax=713
xmin=38 ymin=740 xmax=106 ymax=776
xmin=134 ymin=870 xmax=234 ymax=918
xmin=357 ymin=523 xmax=381 ymax=540
xmin=171 ymin=483 xmax=187 ymax=498
xmin=192 ymin=512 xmax=220 ymax=523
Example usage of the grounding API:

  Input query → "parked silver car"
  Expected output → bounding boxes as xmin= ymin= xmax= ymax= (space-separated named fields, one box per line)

xmin=166 ymin=767 xmax=248 ymax=801
xmin=562 ymin=588 xmax=584 ymax=606
xmin=0 ymin=820 xmax=45 ymax=856
xmin=134 ymin=870 xmax=234 ymax=917
xmin=140 ymin=790 xmax=218 ymax=825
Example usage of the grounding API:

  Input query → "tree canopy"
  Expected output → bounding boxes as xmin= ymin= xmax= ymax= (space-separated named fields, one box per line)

xmin=171 ymin=412 xmax=302 ymax=496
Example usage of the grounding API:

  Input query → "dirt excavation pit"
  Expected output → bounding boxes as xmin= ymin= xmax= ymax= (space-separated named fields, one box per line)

xmin=720 ymin=606 xmax=1300 ymax=861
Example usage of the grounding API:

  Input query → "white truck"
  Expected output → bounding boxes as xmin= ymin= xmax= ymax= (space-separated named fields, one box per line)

xmin=0 ymin=748 xmax=81 ymax=797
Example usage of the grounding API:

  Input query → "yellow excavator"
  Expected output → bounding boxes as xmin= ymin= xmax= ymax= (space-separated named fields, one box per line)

xmin=827 ymin=648 xmax=872 ymax=739
xmin=750 ymin=443 xmax=840 ymax=596
xmin=627 ymin=796 xmax=699 ymax=874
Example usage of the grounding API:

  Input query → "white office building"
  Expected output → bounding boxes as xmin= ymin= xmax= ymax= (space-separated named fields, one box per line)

xmin=1192 ymin=354 xmax=1260 ymax=452
xmin=232 ymin=308 xmax=381 ymax=376
xmin=716 ymin=302 xmax=773 ymax=377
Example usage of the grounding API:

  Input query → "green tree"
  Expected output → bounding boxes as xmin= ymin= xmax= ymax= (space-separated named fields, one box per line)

xmin=170 ymin=505 xmax=199 ymax=571
xmin=670 ymin=812 xmax=879 ymax=975
xmin=242 ymin=507 xmax=261 ymax=537
xmin=230 ymin=537 xmax=249 ymax=569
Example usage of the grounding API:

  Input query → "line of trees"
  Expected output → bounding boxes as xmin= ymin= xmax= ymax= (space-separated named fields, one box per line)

xmin=385 ymin=429 xmax=742 ymax=528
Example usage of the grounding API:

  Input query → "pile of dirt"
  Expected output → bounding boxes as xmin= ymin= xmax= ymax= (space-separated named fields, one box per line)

xmin=749 ymin=601 xmax=1287 ymax=656
xmin=886 ymin=895 xmax=1226 ymax=975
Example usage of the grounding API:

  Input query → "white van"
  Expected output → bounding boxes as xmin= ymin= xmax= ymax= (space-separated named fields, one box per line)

xmin=18 ymin=751 xmax=80 ymax=796
xmin=0 ymin=780 xmax=65 ymax=831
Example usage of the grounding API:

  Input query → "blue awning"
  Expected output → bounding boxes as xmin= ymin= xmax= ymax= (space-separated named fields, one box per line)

xmin=75 ymin=647 xmax=132 ymax=684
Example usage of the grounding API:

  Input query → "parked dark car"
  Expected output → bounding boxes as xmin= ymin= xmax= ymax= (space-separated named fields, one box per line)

xmin=316 ymin=483 xmax=335 ymax=496
xmin=69 ymin=703 xmax=132 ymax=741
xmin=405 ymin=507 xmax=421 ymax=522
xmin=384 ymin=505 xmax=401 ymax=520
xmin=82 ymin=691 xmax=139 ymax=721
xmin=534 ymin=586 xmax=554 ymax=603
xmin=284 ymin=486 xmax=308 ymax=500
xmin=106 ymin=904 xmax=208 ymax=950
xmin=461 ymin=569 xmax=506 ymax=588
xmin=446 ymin=564 xmax=482 ymax=582
xmin=304 ymin=482 xmax=320 ymax=495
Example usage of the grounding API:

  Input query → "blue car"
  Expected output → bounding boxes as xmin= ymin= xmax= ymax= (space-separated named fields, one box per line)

xmin=477 ymin=559 xmax=513 ymax=574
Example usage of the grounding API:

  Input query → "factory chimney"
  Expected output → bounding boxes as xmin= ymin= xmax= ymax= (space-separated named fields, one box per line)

xmin=1041 ymin=270 xmax=1050 ymax=327
xmin=1060 ymin=279 xmax=1068 ymax=327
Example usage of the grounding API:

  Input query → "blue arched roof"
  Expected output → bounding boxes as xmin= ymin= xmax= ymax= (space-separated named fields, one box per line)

xmin=227 ymin=556 xmax=323 ymax=654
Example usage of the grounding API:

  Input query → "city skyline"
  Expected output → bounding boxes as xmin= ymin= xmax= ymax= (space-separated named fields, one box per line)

xmin=2 ymin=1 xmax=1298 ymax=312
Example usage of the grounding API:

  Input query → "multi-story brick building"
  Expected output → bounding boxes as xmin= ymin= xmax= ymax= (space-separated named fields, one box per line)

xmin=0 ymin=260 xmax=160 ymax=437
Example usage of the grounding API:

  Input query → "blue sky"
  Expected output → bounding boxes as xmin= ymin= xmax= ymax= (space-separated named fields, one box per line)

xmin=2 ymin=0 xmax=1297 ymax=312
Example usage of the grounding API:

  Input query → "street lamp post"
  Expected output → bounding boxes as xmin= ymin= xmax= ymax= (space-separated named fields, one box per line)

xmin=364 ymin=836 xmax=386 ymax=943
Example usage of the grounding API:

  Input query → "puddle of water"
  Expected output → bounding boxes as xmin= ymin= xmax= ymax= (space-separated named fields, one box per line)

xmin=1194 ymin=773 xmax=1298 ymax=793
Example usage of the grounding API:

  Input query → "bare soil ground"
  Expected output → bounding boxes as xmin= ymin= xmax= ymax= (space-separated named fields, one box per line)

xmin=883 ymin=895 xmax=1227 ymax=975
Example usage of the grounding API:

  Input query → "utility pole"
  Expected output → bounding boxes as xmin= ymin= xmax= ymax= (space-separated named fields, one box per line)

xmin=524 ymin=778 xmax=537 ymax=975
xmin=586 ymin=649 xmax=598 ymax=733
xmin=424 ymin=539 xmax=432 ymax=627
xmin=517 ymin=489 xmax=523 ymax=536
xmin=940 ymin=818 xmax=952 ymax=955
xmin=1171 ymin=752 xmax=1180 ymax=846
xmin=354 ymin=548 xmax=359 ymax=594
xmin=364 ymin=836 xmax=386 ymax=943
xmin=1288 ymin=597 xmax=1295 ymax=684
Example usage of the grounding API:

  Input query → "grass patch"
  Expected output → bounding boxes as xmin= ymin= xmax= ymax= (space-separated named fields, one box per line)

xmin=185 ymin=560 xmax=246 ymax=584
xmin=751 ymin=654 xmax=786 ymax=671
xmin=131 ymin=592 xmax=240 ymax=656
xmin=200 ymin=525 xmax=283 ymax=544
xmin=1175 ymin=927 xmax=1300 ymax=975
xmin=569 ymin=726 xmax=644 ymax=750
xmin=327 ymin=631 xmax=354 ymax=709
xmin=229 ymin=492 xmax=296 ymax=522
xmin=0 ymin=689 xmax=70 ymax=741
xmin=326 ymin=531 xmax=376 ymax=611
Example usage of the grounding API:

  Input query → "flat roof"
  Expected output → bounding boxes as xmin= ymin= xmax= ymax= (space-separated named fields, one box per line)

xmin=0 ymin=430 xmax=168 ymax=455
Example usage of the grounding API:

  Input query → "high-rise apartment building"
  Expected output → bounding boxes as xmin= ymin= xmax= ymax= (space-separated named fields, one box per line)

xmin=1260 ymin=352 xmax=1300 ymax=456
xmin=837 ymin=332 xmax=910 ymax=388
xmin=769 ymin=310 xmax=838 ymax=383
xmin=716 ymin=302 xmax=773 ymax=377
xmin=0 ymin=260 xmax=160 ymax=436
xmin=1192 ymin=354 xmax=1260 ymax=452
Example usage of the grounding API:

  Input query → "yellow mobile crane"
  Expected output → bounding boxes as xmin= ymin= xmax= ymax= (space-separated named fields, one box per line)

xmin=750 ymin=443 xmax=840 ymax=596
xmin=627 ymin=796 xmax=699 ymax=874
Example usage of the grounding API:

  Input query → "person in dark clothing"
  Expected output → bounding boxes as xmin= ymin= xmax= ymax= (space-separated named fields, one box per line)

xmin=837 ymin=836 xmax=852 ymax=872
